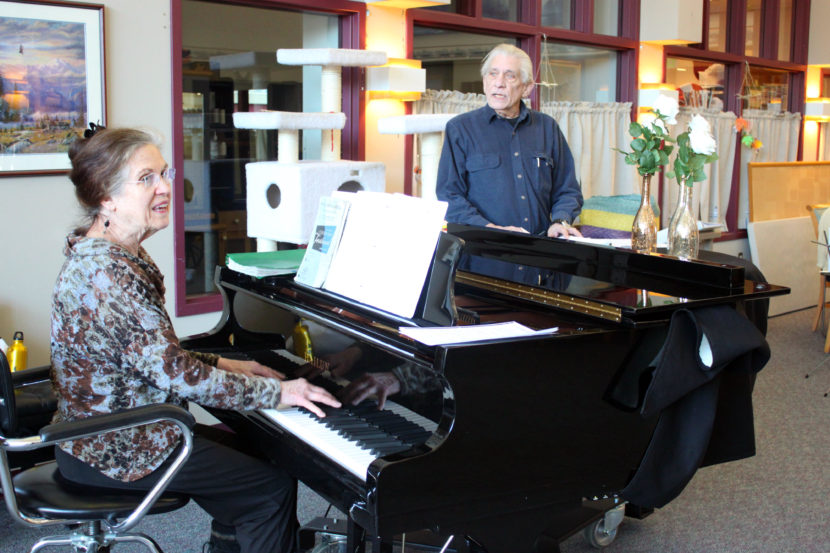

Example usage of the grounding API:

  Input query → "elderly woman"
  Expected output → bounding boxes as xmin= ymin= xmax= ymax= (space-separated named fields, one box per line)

xmin=51 ymin=126 xmax=339 ymax=553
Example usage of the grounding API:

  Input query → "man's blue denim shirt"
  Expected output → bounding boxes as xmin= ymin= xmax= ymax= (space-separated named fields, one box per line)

xmin=437 ymin=102 xmax=583 ymax=235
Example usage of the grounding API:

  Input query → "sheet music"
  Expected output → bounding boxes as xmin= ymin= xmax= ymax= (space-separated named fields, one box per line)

xmin=295 ymin=196 xmax=350 ymax=288
xmin=400 ymin=321 xmax=559 ymax=346
xmin=322 ymin=192 xmax=448 ymax=318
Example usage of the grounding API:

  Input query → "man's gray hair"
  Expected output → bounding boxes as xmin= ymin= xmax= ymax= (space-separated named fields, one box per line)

xmin=480 ymin=43 xmax=533 ymax=85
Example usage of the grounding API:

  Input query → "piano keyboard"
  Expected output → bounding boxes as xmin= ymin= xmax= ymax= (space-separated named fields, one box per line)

xmin=256 ymin=349 xmax=438 ymax=481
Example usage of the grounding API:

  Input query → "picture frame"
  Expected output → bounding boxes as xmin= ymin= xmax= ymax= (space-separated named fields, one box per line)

xmin=0 ymin=0 xmax=105 ymax=176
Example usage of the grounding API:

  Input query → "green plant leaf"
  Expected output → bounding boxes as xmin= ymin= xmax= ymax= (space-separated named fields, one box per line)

xmin=631 ymin=138 xmax=646 ymax=152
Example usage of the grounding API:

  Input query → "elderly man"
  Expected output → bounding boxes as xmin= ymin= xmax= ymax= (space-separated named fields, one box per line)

xmin=437 ymin=43 xmax=583 ymax=239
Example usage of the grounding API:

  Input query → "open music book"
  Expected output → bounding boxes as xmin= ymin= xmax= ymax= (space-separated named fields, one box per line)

xmin=295 ymin=192 xmax=448 ymax=318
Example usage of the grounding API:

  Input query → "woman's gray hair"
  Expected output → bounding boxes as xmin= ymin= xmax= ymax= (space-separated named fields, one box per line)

xmin=480 ymin=43 xmax=533 ymax=85
xmin=68 ymin=127 xmax=163 ymax=232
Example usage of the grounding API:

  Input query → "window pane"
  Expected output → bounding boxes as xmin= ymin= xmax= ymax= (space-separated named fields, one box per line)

xmin=745 ymin=0 xmax=762 ymax=57
xmin=541 ymin=0 xmax=571 ymax=29
xmin=413 ymin=27 xmax=516 ymax=94
xmin=707 ymin=0 xmax=727 ymax=52
xmin=540 ymin=42 xmax=617 ymax=103
xmin=593 ymin=0 xmax=619 ymax=36
xmin=482 ymin=0 xmax=518 ymax=22
xmin=180 ymin=1 xmax=337 ymax=297
xmin=742 ymin=66 xmax=788 ymax=111
xmin=778 ymin=0 xmax=793 ymax=61
xmin=666 ymin=57 xmax=725 ymax=110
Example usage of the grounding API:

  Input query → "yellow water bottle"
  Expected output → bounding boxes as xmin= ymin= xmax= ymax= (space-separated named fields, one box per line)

xmin=7 ymin=331 xmax=27 ymax=372
xmin=292 ymin=320 xmax=313 ymax=362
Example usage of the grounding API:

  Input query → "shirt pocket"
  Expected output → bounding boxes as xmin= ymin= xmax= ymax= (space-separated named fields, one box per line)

xmin=527 ymin=152 xmax=554 ymax=196
xmin=466 ymin=153 xmax=500 ymax=172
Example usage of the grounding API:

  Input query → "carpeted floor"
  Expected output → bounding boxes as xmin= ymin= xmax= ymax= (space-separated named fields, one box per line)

xmin=2 ymin=308 xmax=828 ymax=552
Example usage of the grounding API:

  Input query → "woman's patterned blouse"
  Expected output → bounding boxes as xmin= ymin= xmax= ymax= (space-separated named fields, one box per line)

xmin=51 ymin=234 xmax=282 ymax=482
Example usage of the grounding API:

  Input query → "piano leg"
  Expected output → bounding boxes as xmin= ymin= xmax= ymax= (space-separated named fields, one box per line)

xmin=347 ymin=518 xmax=366 ymax=553
xmin=370 ymin=535 xmax=394 ymax=553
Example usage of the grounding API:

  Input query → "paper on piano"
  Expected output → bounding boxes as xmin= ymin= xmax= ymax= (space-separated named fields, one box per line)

xmin=400 ymin=321 xmax=558 ymax=346
xmin=320 ymin=192 xmax=448 ymax=318
xmin=566 ymin=235 xmax=633 ymax=248
xmin=295 ymin=195 xmax=351 ymax=288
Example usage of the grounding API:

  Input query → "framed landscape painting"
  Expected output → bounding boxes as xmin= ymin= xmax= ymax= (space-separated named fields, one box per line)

xmin=0 ymin=0 xmax=105 ymax=176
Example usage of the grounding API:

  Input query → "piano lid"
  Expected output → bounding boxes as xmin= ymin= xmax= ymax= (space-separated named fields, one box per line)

xmin=446 ymin=224 xmax=788 ymax=325
xmin=447 ymin=224 xmax=744 ymax=292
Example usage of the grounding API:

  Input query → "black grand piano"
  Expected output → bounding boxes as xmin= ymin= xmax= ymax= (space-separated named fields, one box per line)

xmin=182 ymin=225 xmax=787 ymax=553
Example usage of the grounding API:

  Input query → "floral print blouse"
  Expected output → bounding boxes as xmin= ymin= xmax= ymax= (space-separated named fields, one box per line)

xmin=51 ymin=234 xmax=282 ymax=482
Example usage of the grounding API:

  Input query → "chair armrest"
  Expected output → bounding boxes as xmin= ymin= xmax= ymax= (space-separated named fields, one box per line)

xmin=10 ymin=365 xmax=52 ymax=387
xmin=3 ymin=403 xmax=196 ymax=533
xmin=40 ymin=404 xmax=195 ymax=444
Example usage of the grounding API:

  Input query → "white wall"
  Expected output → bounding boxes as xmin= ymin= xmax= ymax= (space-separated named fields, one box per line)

xmin=0 ymin=0 xmax=220 ymax=366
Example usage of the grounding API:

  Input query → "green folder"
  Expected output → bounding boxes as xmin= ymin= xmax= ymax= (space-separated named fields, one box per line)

xmin=225 ymin=249 xmax=307 ymax=277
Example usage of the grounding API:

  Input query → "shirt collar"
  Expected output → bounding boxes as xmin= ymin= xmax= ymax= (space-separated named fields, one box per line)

xmin=484 ymin=101 xmax=531 ymax=126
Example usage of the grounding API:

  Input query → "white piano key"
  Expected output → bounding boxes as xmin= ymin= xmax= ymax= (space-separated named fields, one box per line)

xmin=261 ymin=406 xmax=377 ymax=480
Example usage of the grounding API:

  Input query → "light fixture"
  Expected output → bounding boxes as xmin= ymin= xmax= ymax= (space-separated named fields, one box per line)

xmin=640 ymin=0 xmax=703 ymax=45
xmin=353 ymin=0 xmax=449 ymax=8
xmin=805 ymin=99 xmax=830 ymax=122
xmin=638 ymin=84 xmax=679 ymax=111
xmin=366 ymin=58 xmax=426 ymax=101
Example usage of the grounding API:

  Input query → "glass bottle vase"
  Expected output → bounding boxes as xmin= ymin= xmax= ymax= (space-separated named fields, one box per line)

xmin=667 ymin=179 xmax=699 ymax=259
xmin=631 ymin=174 xmax=657 ymax=254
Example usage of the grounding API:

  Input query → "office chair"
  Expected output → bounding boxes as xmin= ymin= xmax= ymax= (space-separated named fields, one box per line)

xmin=0 ymin=354 xmax=195 ymax=553
xmin=5 ymin=365 xmax=58 ymax=472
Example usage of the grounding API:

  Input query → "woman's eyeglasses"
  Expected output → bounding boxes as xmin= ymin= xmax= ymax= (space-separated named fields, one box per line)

xmin=127 ymin=168 xmax=176 ymax=188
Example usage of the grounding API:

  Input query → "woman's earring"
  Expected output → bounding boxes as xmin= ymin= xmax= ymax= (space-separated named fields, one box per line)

xmin=104 ymin=219 xmax=110 ymax=233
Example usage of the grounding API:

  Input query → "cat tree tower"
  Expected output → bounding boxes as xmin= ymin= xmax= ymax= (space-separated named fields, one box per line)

xmin=233 ymin=48 xmax=388 ymax=250
xmin=377 ymin=113 xmax=455 ymax=201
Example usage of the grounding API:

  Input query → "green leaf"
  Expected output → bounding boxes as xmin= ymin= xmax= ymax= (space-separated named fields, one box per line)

xmin=629 ymin=121 xmax=644 ymax=137
xmin=631 ymin=138 xmax=646 ymax=152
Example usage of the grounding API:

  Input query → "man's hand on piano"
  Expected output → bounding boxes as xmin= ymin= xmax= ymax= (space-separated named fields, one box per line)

xmin=547 ymin=221 xmax=583 ymax=238
xmin=281 ymin=378 xmax=342 ymax=418
xmin=338 ymin=372 xmax=401 ymax=410
xmin=217 ymin=358 xmax=285 ymax=380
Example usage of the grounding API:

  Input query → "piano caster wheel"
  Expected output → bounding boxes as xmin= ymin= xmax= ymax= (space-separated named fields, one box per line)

xmin=582 ymin=504 xmax=625 ymax=549
xmin=310 ymin=533 xmax=347 ymax=553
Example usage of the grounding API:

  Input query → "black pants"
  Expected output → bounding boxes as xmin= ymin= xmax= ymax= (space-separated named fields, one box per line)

xmin=56 ymin=424 xmax=297 ymax=553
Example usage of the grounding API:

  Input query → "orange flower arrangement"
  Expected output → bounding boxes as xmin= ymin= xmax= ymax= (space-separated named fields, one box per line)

xmin=735 ymin=117 xmax=763 ymax=150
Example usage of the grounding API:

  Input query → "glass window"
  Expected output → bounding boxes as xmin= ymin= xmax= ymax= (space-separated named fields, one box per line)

xmin=745 ymin=0 xmax=762 ymax=57
xmin=666 ymin=57 xmax=726 ymax=110
xmin=741 ymin=65 xmax=788 ymax=111
xmin=707 ymin=0 xmax=727 ymax=52
xmin=180 ymin=0 xmax=338 ymax=298
xmin=412 ymin=27 xmax=516 ymax=94
xmin=482 ymin=0 xmax=518 ymax=22
xmin=539 ymin=41 xmax=617 ymax=103
xmin=541 ymin=0 xmax=571 ymax=29
xmin=593 ymin=0 xmax=619 ymax=36
xmin=778 ymin=0 xmax=793 ymax=61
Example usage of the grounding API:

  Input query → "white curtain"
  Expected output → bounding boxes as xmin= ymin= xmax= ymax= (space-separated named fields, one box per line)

xmin=539 ymin=101 xmax=636 ymax=199
xmin=413 ymin=89 xmax=485 ymax=115
xmin=663 ymin=108 xmax=737 ymax=228
xmin=412 ymin=90 xmax=636 ymax=200
xmin=738 ymin=109 xmax=802 ymax=228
